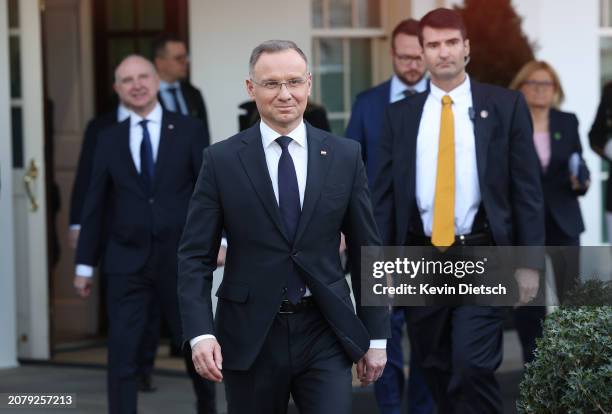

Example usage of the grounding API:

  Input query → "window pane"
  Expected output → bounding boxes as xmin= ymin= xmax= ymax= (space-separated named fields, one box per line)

xmin=330 ymin=0 xmax=351 ymax=28
xmin=355 ymin=0 xmax=380 ymax=28
xmin=9 ymin=36 xmax=21 ymax=99
xmin=107 ymin=38 xmax=137 ymax=87
xmin=12 ymin=107 xmax=23 ymax=168
xmin=349 ymin=39 xmax=371 ymax=103
xmin=138 ymin=0 xmax=164 ymax=31
xmin=138 ymin=36 xmax=156 ymax=58
xmin=107 ymin=0 xmax=135 ymax=31
xmin=8 ymin=0 xmax=18 ymax=29
xmin=312 ymin=0 xmax=323 ymax=28
xmin=330 ymin=118 xmax=346 ymax=136
xmin=600 ymin=37 xmax=612 ymax=87
xmin=317 ymin=39 xmax=344 ymax=113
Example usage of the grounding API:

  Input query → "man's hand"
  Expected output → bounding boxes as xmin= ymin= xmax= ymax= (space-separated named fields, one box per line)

xmin=68 ymin=228 xmax=80 ymax=249
xmin=73 ymin=275 xmax=92 ymax=298
xmin=356 ymin=348 xmax=386 ymax=387
xmin=192 ymin=338 xmax=223 ymax=382
xmin=216 ymin=246 xmax=227 ymax=267
xmin=514 ymin=268 xmax=539 ymax=306
xmin=570 ymin=175 xmax=590 ymax=192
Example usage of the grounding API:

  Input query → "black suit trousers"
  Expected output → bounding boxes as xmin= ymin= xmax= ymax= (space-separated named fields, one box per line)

xmin=406 ymin=306 xmax=505 ymax=414
xmin=223 ymin=305 xmax=353 ymax=414
xmin=105 ymin=240 xmax=216 ymax=414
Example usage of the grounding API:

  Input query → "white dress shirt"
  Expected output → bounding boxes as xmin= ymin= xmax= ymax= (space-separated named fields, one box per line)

xmin=75 ymin=103 xmax=163 ymax=278
xmin=389 ymin=74 xmax=429 ymax=104
xmin=191 ymin=119 xmax=386 ymax=350
xmin=415 ymin=75 xmax=481 ymax=236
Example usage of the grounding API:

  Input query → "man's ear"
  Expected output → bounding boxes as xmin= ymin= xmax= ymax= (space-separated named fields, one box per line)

xmin=246 ymin=79 xmax=255 ymax=99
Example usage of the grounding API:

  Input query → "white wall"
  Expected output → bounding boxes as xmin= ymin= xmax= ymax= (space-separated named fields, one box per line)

xmin=428 ymin=0 xmax=603 ymax=244
xmin=189 ymin=0 xmax=311 ymax=143
xmin=513 ymin=0 xmax=601 ymax=244
xmin=0 ymin=0 xmax=18 ymax=368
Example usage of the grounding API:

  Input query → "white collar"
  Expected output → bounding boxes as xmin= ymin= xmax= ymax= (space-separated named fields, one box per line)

xmin=260 ymin=119 xmax=307 ymax=149
xmin=390 ymin=74 xmax=428 ymax=100
xmin=429 ymin=74 xmax=471 ymax=103
xmin=160 ymin=80 xmax=181 ymax=91
xmin=129 ymin=102 xmax=163 ymax=127
xmin=117 ymin=103 xmax=131 ymax=122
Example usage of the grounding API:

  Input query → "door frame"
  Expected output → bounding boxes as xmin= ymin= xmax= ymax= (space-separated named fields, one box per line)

xmin=0 ymin=0 xmax=18 ymax=369
xmin=12 ymin=0 xmax=50 ymax=360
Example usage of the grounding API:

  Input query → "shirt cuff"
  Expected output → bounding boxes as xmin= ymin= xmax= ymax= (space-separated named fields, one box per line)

xmin=75 ymin=265 xmax=94 ymax=277
xmin=605 ymin=140 xmax=612 ymax=160
xmin=69 ymin=224 xmax=81 ymax=230
xmin=220 ymin=238 xmax=228 ymax=248
xmin=190 ymin=334 xmax=216 ymax=349
xmin=369 ymin=339 xmax=387 ymax=349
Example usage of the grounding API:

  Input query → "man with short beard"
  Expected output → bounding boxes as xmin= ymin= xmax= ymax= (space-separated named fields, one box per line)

xmin=345 ymin=18 xmax=433 ymax=414
xmin=373 ymin=8 xmax=544 ymax=413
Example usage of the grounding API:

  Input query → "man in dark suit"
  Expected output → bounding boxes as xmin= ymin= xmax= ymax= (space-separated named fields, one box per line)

xmin=73 ymin=55 xmax=216 ymax=414
xmin=178 ymin=40 xmax=390 ymax=414
xmin=346 ymin=19 xmax=428 ymax=187
xmin=153 ymin=34 xmax=210 ymax=145
xmin=69 ymin=101 xmax=161 ymax=393
xmin=346 ymin=18 xmax=432 ymax=414
xmin=373 ymin=9 xmax=544 ymax=413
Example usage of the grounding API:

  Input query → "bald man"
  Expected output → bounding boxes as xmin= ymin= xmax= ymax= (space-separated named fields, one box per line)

xmin=73 ymin=55 xmax=216 ymax=414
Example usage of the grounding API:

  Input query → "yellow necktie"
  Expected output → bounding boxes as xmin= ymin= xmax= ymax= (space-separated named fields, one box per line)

xmin=432 ymin=95 xmax=455 ymax=247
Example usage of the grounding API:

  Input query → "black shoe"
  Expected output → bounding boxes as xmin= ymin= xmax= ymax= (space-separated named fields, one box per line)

xmin=138 ymin=374 xmax=157 ymax=392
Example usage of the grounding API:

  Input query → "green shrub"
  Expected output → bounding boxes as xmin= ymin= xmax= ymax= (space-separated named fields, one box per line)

xmin=517 ymin=305 xmax=612 ymax=413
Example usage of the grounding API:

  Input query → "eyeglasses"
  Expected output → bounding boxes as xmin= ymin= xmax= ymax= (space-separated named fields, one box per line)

xmin=251 ymin=77 xmax=308 ymax=91
xmin=394 ymin=54 xmax=423 ymax=65
xmin=523 ymin=80 xmax=554 ymax=89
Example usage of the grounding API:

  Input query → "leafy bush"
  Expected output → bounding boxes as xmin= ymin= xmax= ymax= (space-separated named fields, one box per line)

xmin=517 ymin=305 xmax=612 ymax=413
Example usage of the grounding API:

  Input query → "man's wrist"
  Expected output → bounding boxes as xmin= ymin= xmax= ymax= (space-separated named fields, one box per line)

xmin=369 ymin=339 xmax=387 ymax=349
xmin=190 ymin=334 xmax=216 ymax=349
xmin=75 ymin=264 xmax=94 ymax=277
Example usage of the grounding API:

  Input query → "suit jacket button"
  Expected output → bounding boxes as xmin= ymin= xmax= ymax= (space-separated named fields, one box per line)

xmin=291 ymin=251 xmax=298 ymax=258
xmin=148 ymin=198 xmax=154 ymax=204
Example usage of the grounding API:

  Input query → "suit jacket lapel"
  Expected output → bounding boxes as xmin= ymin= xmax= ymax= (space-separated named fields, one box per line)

xmin=546 ymin=110 xmax=561 ymax=177
xmin=470 ymin=81 xmax=494 ymax=187
xmin=238 ymin=124 xmax=289 ymax=243
xmin=180 ymin=83 xmax=197 ymax=117
xmin=294 ymin=124 xmax=332 ymax=245
xmin=152 ymin=111 xmax=172 ymax=193
xmin=397 ymin=94 xmax=426 ymax=240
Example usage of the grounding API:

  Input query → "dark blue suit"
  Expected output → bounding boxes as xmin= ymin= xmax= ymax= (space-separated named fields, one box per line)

xmin=345 ymin=80 xmax=391 ymax=187
xmin=178 ymin=122 xmax=390 ymax=413
xmin=69 ymin=108 xmax=161 ymax=385
xmin=373 ymin=81 xmax=545 ymax=413
xmin=76 ymin=110 xmax=216 ymax=414
xmin=346 ymin=80 xmax=433 ymax=414
xmin=515 ymin=109 xmax=586 ymax=363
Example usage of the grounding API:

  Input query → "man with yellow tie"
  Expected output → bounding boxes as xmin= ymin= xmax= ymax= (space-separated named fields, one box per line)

xmin=373 ymin=8 xmax=544 ymax=413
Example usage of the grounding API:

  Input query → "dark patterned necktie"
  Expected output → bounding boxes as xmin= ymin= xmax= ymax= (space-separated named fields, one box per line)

xmin=139 ymin=120 xmax=155 ymax=193
xmin=167 ymin=86 xmax=185 ymax=115
xmin=403 ymin=88 xmax=416 ymax=98
xmin=276 ymin=136 xmax=306 ymax=303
